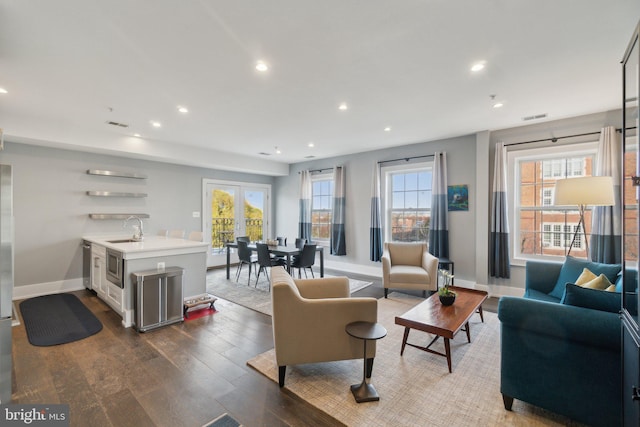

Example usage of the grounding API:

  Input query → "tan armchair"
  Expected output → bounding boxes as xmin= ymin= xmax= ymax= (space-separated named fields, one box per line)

xmin=381 ymin=242 xmax=438 ymax=298
xmin=271 ymin=266 xmax=378 ymax=387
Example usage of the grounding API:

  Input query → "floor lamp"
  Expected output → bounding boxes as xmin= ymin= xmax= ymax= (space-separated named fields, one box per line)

xmin=553 ymin=176 xmax=615 ymax=260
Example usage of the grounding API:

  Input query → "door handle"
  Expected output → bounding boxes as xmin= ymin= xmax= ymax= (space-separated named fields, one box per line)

xmin=632 ymin=386 xmax=640 ymax=401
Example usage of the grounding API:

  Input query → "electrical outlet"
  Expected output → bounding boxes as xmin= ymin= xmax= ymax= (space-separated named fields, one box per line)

xmin=157 ymin=262 xmax=165 ymax=271
xmin=192 ymin=211 xmax=200 ymax=218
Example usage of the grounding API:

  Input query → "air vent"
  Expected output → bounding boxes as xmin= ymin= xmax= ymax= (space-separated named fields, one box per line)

xmin=258 ymin=152 xmax=272 ymax=156
xmin=105 ymin=121 xmax=129 ymax=128
xmin=522 ymin=113 xmax=547 ymax=122
xmin=304 ymin=155 xmax=316 ymax=159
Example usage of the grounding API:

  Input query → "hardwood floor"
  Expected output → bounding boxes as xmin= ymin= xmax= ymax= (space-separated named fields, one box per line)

xmin=11 ymin=289 xmax=342 ymax=427
xmin=10 ymin=270 xmax=498 ymax=427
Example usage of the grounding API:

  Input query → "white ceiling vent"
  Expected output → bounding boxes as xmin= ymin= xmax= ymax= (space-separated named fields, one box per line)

xmin=105 ymin=120 xmax=129 ymax=128
xmin=258 ymin=152 xmax=272 ymax=156
xmin=522 ymin=113 xmax=547 ymax=121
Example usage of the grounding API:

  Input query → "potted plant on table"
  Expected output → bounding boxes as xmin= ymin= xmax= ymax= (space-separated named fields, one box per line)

xmin=438 ymin=269 xmax=456 ymax=306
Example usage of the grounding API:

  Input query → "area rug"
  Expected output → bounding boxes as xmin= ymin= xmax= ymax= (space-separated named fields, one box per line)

xmin=206 ymin=269 xmax=373 ymax=316
xmin=202 ymin=412 xmax=242 ymax=427
xmin=19 ymin=293 xmax=103 ymax=346
xmin=247 ymin=293 xmax=577 ymax=427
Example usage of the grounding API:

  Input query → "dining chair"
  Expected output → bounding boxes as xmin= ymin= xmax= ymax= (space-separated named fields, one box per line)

xmin=236 ymin=240 xmax=258 ymax=285
xmin=169 ymin=229 xmax=185 ymax=239
xmin=236 ymin=236 xmax=250 ymax=243
xmin=276 ymin=236 xmax=287 ymax=246
xmin=291 ymin=243 xmax=317 ymax=278
xmin=188 ymin=231 xmax=203 ymax=241
xmin=157 ymin=229 xmax=168 ymax=237
xmin=294 ymin=238 xmax=306 ymax=249
xmin=255 ymin=243 xmax=286 ymax=290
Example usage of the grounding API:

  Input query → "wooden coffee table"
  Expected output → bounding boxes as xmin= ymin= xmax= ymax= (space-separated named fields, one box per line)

xmin=394 ymin=287 xmax=488 ymax=372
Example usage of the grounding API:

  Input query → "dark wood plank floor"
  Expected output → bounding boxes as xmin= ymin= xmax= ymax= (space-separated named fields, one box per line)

xmin=10 ymin=270 xmax=498 ymax=427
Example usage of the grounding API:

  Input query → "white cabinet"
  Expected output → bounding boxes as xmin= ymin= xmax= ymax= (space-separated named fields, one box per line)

xmin=91 ymin=244 xmax=107 ymax=298
xmin=91 ymin=243 xmax=123 ymax=314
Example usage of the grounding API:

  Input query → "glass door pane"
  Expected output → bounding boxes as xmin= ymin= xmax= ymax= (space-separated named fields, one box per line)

xmin=243 ymin=189 xmax=267 ymax=242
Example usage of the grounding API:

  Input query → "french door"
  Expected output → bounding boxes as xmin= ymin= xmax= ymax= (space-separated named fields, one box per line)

xmin=203 ymin=179 xmax=271 ymax=267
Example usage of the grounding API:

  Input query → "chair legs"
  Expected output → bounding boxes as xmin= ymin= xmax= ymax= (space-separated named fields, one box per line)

xmin=384 ymin=288 xmax=388 ymax=298
xmin=255 ymin=266 xmax=271 ymax=289
xmin=278 ymin=366 xmax=286 ymax=387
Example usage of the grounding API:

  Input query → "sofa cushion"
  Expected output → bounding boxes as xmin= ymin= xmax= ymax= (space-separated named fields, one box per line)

xmin=562 ymin=283 xmax=620 ymax=313
xmin=549 ymin=256 xmax=621 ymax=300
xmin=389 ymin=265 xmax=429 ymax=284
xmin=575 ymin=268 xmax=597 ymax=286
xmin=581 ymin=274 xmax=612 ymax=290
xmin=525 ymin=288 xmax=563 ymax=303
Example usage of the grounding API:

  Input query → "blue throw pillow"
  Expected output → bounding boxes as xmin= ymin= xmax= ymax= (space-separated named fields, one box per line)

xmin=562 ymin=283 xmax=621 ymax=313
xmin=549 ymin=256 xmax=621 ymax=300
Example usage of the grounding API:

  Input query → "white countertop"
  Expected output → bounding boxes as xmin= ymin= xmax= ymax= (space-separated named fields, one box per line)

xmin=83 ymin=235 xmax=208 ymax=259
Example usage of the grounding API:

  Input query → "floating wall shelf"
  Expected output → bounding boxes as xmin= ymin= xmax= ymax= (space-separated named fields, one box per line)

xmin=87 ymin=169 xmax=148 ymax=179
xmin=89 ymin=213 xmax=150 ymax=220
xmin=86 ymin=191 xmax=148 ymax=198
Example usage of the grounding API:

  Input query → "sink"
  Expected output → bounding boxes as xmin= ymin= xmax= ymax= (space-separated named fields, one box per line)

xmin=106 ymin=239 xmax=141 ymax=243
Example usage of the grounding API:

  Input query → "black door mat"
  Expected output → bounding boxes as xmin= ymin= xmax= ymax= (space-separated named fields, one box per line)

xmin=19 ymin=293 xmax=103 ymax=346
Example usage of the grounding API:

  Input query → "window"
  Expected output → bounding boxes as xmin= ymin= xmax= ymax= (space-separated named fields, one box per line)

xmin=382 ymin=163 xmax=432 ymax=243
xmin=508 ymin=143 xmax=597 ymax=262
xmin=542 ymin=223 xmax=583 ymax=249
xmin=311 ymin=175 xmax=333 ymax=241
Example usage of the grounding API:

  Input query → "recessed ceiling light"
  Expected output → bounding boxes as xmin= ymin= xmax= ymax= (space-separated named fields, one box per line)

xmin=493 ymin=102 xmax=504 ymax=108
xmin=471 ymin=62 xmax=485 ymax=72
xmin=256 ymin=61 xmax=268 ymax=72
xmin=150 ymin=121 xmax=162 ymax=128
xmin=308 ymin=142 xmax=314 ymax=148
xmin=338 ymin=103 xmax=348 ymax=111
xmin=384 ymin=127 xmax=391 ymax=132
xmin=133 ymin=133 xmax=141 ymax=138
xmin=0 ymin=88 xmax=7 ymax=94
xmin=177 ymin=106 xmax=189 ymax=113
xmin=275 ymin=146 xmax=281 ymax=154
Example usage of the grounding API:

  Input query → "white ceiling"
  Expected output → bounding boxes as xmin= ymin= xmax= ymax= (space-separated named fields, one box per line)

xmin=0 ymin=1 xmax=638 ymax=175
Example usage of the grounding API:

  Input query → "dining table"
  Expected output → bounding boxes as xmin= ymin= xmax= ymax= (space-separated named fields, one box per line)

xmin=225 ymin=242 xmax=324 ymax=279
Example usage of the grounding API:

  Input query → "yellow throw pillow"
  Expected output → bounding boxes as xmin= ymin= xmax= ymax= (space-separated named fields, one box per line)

xmin=581 ymin=274 xmax=613 ymax=290
xmin=605 ymin=284 xmax=617 ymax=292
xmin=575 ymin=268 xmax=597 ymax=286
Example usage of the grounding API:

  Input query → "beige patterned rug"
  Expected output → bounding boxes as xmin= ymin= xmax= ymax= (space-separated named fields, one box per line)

xmin=206 ymin=268 xmax=372 ymax=316
xmin=247 ymin=293 xmax=578 ymax=427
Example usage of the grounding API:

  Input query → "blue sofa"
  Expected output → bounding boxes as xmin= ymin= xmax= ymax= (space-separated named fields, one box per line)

xmin=498 ymin=257 xmax=623 ymax=427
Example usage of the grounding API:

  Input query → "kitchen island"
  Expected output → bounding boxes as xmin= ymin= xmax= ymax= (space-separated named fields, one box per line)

xmin=82 ymin=235 xmax=208 ymax=328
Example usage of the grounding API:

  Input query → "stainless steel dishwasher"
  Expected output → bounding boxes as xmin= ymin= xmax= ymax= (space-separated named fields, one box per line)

xmin=132 ymin=267 xmax=184 ymax=332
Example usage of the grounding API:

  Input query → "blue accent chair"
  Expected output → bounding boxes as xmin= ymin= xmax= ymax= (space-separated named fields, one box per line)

xmin=499 ymin=258 xmax=624 ymax=427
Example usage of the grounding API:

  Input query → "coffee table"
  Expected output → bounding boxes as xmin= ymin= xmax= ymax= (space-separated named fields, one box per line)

xmin=394 ymin=287 xmax=488 ymax=372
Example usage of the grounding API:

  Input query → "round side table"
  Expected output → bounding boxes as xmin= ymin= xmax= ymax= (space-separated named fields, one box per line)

xmin=345 ymin=321 xmax=387 ymax=403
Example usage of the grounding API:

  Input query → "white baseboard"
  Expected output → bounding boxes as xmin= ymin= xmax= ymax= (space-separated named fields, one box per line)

xmin=474 ymin=283 xmax=525 ymax=298
xmin=12 ymin=278 xmax=85 ymax=300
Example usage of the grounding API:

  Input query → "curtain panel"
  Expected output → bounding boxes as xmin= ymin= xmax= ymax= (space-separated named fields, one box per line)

xmin=369 ymin=163 xmax=383 ymax=261
xmin=429 ymin=152 xmax=449 ymax=258
xmin=298 ymin=170 xmax=312 ymax=241
xmin=490 ymin=142 xmax=511 ymax=278
xmin=330 ymin=166 xmax=346 ymax=255
xmin=590 ymin=126 xmax=622 ymax=263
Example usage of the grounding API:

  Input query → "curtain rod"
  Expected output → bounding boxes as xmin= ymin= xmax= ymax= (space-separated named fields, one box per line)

xmin=297 ymin=167 xmax=334 ymax=174
xmin=504 ymin=126 xmax=637 ymax=147
xmin=378 ymin=153 xmax=437 ymax=165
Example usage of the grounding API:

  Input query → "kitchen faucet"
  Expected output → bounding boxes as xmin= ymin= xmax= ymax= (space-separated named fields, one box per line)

xmin=124 ymin=215 xmax=144 ymax=241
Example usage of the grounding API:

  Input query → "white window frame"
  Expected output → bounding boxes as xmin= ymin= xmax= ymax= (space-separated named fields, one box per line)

xmin=507 ymin=142 xmax=598 ymax=265
xmin=381 ymin=161 xmax=433 ymax=243
xmin=311 ymin=172 xmax=333 ymax=244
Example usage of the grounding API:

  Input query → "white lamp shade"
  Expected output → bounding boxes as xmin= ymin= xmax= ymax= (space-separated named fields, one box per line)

xmin=553 ymin=176 xmax=615 ymax=206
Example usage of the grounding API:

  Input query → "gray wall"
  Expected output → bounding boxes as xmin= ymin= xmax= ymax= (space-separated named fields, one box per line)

xmin=3 ymin=107 xmax=623 ymax=294
xmin=274 ymin=135 xmax=478 ymax=282
xmin=0 ymin=142 xmax=274 ymax=288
